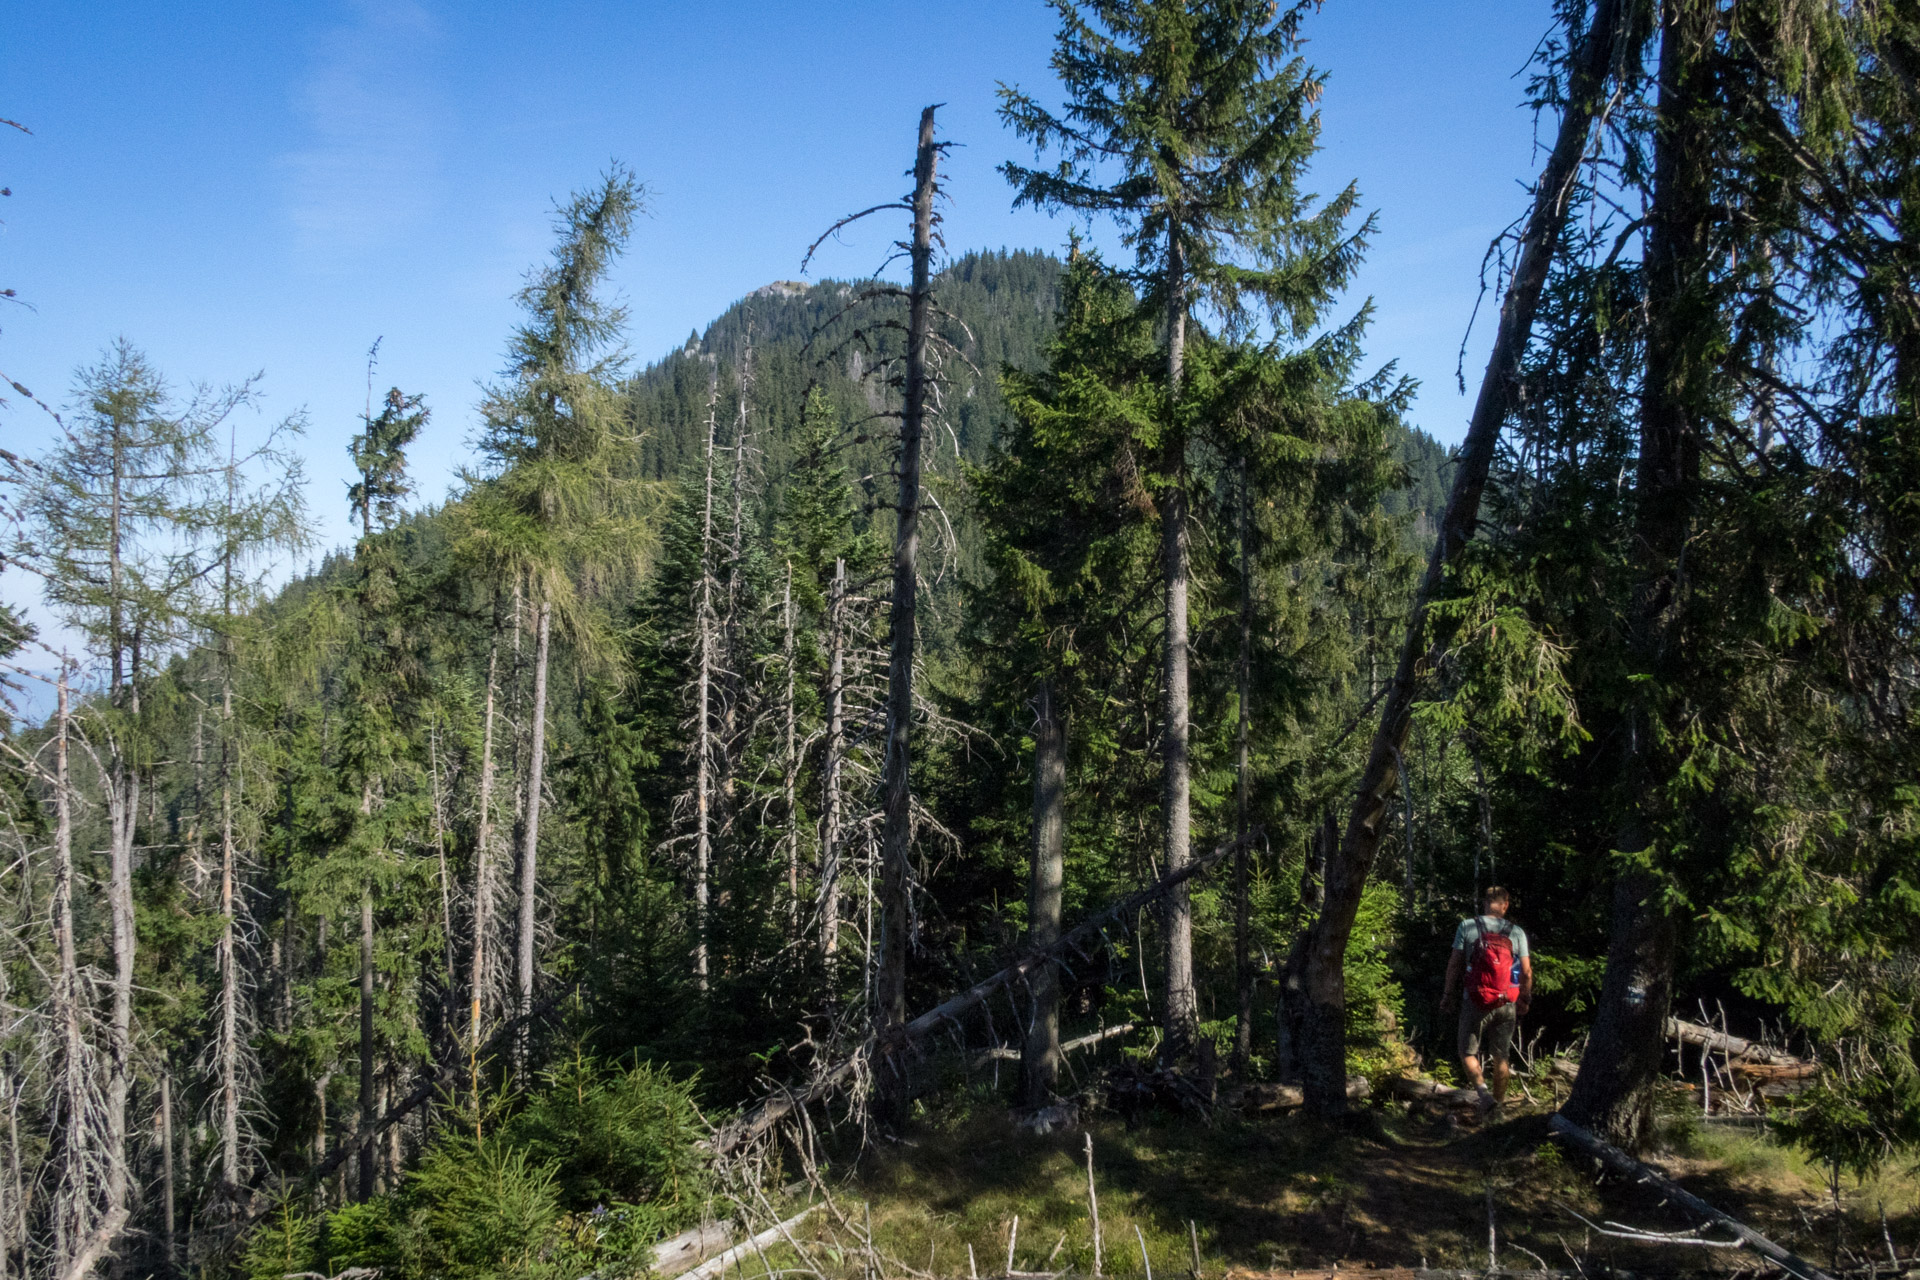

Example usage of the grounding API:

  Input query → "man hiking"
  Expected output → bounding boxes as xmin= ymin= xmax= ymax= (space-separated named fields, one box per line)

xmin=1440 ymin=886 xmax=1532 ymax=1107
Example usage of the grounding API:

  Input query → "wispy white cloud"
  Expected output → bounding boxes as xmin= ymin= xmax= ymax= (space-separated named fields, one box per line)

xmin=279 ymin=0 xmax=446 ymax=258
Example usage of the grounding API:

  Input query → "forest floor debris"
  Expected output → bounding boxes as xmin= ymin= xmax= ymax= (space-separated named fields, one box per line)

xmin=736 ymin=1083 xmax=1920 ymax=1280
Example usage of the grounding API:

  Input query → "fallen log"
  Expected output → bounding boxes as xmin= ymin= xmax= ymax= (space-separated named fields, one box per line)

xmin=1242 ymin=1076 xmax=1372 ymax=1113
xmin=1388 ymin=1075 xmax=1488 ymax=1110
xmin=652 ymin=1220 xmax=735 ymax=1279
xmin=678 ymin=1204 xmax=821 ymax=1280
xmin=707 ymin=829 xmax=1262 ymax=1155
xmin=1548 ymin=1112 xmax=1835 ymax=1280
xmin=1666 ymin=1017 xmax=1813 ymax=1071
xmin=976 ymin=1023 xmax=1135 ymax=1063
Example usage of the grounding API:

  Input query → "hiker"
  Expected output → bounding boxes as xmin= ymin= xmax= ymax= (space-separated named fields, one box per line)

xmin=1440 ymin=886 xmax=1532 ymax=1106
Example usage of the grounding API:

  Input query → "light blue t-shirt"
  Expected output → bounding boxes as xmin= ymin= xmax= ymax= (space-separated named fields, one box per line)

xmin=1453 ymin=915 xmax=1529 ymax=958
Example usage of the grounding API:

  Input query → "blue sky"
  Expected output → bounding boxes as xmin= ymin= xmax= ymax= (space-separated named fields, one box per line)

xmin=5 ymin=0 xmax=1555 ymax=663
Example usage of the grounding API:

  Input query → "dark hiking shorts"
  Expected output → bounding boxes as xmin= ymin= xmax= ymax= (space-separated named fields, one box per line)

xmin=1458 ymin=998 xmax=1517 ymax=1064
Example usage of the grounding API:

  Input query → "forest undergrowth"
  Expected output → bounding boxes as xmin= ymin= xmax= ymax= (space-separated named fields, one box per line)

xmin=796 ymin=1082 xmax=1920 ymax=1280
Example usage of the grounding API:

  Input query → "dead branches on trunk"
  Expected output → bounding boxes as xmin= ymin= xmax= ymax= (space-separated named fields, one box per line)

xmin=708 ymin=828 xmax=1260 ymax=1156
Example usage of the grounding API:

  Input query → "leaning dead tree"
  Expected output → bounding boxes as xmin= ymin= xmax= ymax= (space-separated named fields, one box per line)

xmin=708 ymin=826 xmax=1261 ymax=1157
xmin=1284 ymin=0 xmax=1639 ymax=1115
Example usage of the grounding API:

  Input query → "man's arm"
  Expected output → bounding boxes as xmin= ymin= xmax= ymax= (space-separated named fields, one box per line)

xmin=1518 ymin=955 xmax=1533 ymax=1013
xmin=1442 ymin=948 xmax=1465 ymax=1010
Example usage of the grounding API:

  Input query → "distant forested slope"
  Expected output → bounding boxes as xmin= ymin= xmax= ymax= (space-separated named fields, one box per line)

xmin=620 ymin=247 xmax=1448 ymax=551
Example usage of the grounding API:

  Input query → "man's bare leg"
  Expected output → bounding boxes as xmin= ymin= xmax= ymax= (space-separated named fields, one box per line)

xmin=1488 ymin=1058 xmax=1510 ymax=1102
xmin=1461 ymin=1053 xmax=1484 ymax=1088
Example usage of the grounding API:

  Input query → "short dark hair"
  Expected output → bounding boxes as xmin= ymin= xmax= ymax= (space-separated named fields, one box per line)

xmin=1481 ymin=886 xmax=1511 ymax=908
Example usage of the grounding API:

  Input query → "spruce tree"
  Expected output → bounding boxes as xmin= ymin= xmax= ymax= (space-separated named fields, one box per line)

xmin=1001 ymin=0 xmax=1370 ymax=1052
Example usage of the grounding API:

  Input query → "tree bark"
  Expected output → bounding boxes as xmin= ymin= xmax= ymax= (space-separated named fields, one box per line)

xmin=1160 ymin=218 xmax=1198 ymax=1057
xmin=218 ymin=666 xmax=242 ymax=1188
xmin=876 ymin=104 xmax=940 ymax=1125
xmin=1565 ymin=0 xmax=1714 ymax=1150
xmin=1022 ymin=680 xmax=1066 ymax=1107
xmin=160 ymin=1069 xmax=175 ymax=1277
xmin=470 ymin=614 xmax=501 ymax=1109
xmin=1286 ymin=0 xmax=1637 ymax=1116
xmin=515 ymin=600 xmax=552 ymax=1067
xmin=50 ymin=666 xmax=91 ymax=1272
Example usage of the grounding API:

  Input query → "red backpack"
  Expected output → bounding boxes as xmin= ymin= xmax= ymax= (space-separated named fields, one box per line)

xmin=1466 ymin=918 xmax=1521 ymax=1008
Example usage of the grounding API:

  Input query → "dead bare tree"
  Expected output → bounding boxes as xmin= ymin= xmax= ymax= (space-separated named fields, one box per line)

xmin=781 ymin=562 xmax=800 ymax=923
xmin=692 ymin=367 xmax=722 ymax=992
xmin=875 ymin=104 xmax=943 ymax=1126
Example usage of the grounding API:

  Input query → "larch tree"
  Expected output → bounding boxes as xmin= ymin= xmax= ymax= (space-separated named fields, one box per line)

xmin=18 ymin=343 xmax=233 ymax=1277
xmin=1001 ymin=0 xmax=1370 ymax=1054
xmin=202 ymin=407 xmax=307 ymax=1200
xmin=472 ymin=167 xmax=659 ymax=1066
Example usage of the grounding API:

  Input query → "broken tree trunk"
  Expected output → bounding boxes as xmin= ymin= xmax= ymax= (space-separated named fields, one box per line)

xmin=875 ymin=104 xmax=941 ymax=1127
xmin=1548 ymin=1113 xmax=1834 ymax=1280
xmin=1287 ymin=0 xmax=1638 ymax=1117
xmin=709 ymin=827 xmax=1261 ymax=1156
xmin=1666 ymin=1018 xmax=1813 ymax=1072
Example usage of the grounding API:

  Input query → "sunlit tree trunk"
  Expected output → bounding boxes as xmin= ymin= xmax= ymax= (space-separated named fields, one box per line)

xmin=1159 ymin=218 xmax=1197 ymax=1056
xmin=470 ymin=614 xmax=501 ymax=1110
xmin=515 ymin=600 xmax=552 ymax=1067
xmin=218 ymin=660 xmax=242 ymax=1187
xmin=1022 ymin=679 xmax=1065 ymax=1107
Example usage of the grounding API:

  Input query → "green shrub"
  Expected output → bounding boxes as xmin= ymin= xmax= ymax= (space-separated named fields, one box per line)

xmin=502 ymin=1051 xmax=708 ymax=1222
xmin=236 ymin=1056 xmax=708 ymax=1279
xmin=237 ymin=1204 xmax=319 ymax=1280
